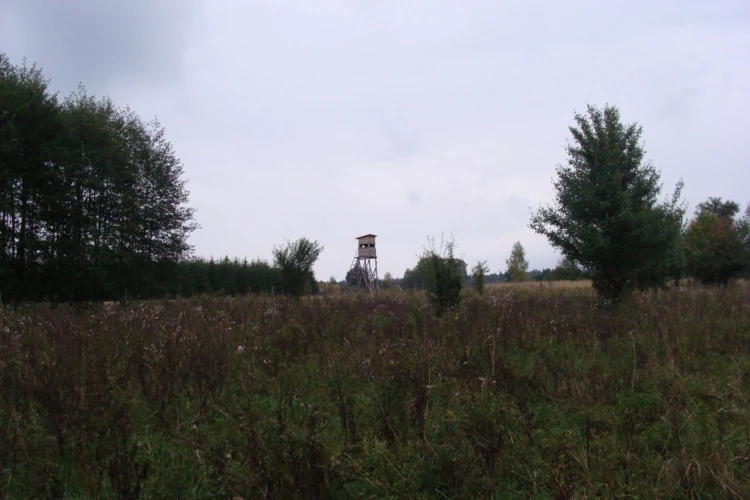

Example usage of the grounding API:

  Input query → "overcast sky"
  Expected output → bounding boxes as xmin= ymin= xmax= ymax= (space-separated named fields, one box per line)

xmin=2 ymin=0 xmax=749 ymax=280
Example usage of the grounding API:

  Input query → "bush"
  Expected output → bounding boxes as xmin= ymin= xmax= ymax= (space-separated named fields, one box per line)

xmin=472 ymin=260 xmax=489 ymax=295
xmin=423 ymin=236 xmax=463 ymax=314
xmin=272 ymin=237 xmax=324 ymax=296
xmin=684 ymin=211 xmax=746 ymax=285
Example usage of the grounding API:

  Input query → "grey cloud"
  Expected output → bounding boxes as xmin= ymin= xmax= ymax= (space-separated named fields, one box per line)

xmin=0 ymin=0 xmax=201 ymax=94
xmin=383 ymin=128 xmax=420 ymax=161
xmin=406 ymin=189 xmax=422 ymax=207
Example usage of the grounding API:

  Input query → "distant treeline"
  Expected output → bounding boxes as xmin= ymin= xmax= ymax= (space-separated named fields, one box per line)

xmin=393 ymin=256 xmax=587 ymax=291
xmin=151 ymin=258 xmax=282 ymax=297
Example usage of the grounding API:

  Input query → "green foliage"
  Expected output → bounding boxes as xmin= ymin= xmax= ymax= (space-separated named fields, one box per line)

xmin=550 ymin=256 xmax=584 ymax=281
xmin=665 ymin=226 xmax=687 ymax=287
xmin=471 ymin=260 xmax=489 ymax=295
xmin=0 ymin=54 xmax=197 ymax=304
xmin=505 ymin=242 xmax=530 ymax=282
xmin=381 ymin=272 xmax=394 ymax=290
xmin=272 ymin=237 xmax=323 ymax=297
xmin=169 ymin=257 xmax=281 ymax=296
xmin=401 ymin=260 xmax=430 ymax=290
xmin=530 ymin=104 xmax=685 ymax=302
xmin=2 ymin=287 xmax=749 ymax=498
xmin=632 ymin=208 xmax=684 ymax=291
xmin=402 ymin=254 xmax=468 ymax=291
xmin=695 ymin=197 xmax=740 ymax=222
xmin=684 ymin=209 xmax=747 ymax=286
xmin=422 ymin=236 xmax=464 ymax=314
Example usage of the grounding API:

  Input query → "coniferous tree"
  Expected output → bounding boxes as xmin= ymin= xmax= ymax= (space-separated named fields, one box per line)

xmin=471 ymin=260 xmax=489 ymax=295
xmin=422 ymin=236 xmax=463 ymax=314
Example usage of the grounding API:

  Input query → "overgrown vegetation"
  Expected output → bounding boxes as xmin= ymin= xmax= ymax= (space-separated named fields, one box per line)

xmin=272 ymin=237 xmax=324 ymax=297
xmin=422 ymin=236 xmax=464 ymax=314
xmin=471 ymin=259 xmax=489 ymax=295
xmin=1 ymin=285 xmax=748 ymax=498
xmin=3 ymin=55 xmax=750 ymax=498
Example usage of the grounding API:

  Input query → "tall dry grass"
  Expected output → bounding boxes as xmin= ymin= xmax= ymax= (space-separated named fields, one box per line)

xmin=487 ymin=279 xmax=593 ymax=290
xmin=1 ymin=285 xmax=748 ymax=498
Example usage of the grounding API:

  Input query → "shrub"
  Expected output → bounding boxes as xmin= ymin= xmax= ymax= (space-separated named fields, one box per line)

xmin=423 ymin=236 xmax=463 ymax=314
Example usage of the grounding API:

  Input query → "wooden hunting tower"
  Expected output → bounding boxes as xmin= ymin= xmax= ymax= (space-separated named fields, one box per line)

xmin=347 ymin=234 xmax=379 ymax=292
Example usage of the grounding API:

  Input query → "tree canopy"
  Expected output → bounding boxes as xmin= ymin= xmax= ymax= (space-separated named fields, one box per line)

xmin=272 ymin=237 xmax=323 ymax=297
xmin=684 ymin=198 xmax=748 ymax=285
xmin=402 ymin=254 xmax=468 ymax=291
xmin=530 ymin=104 xmax=684 ymax=301
xmin=1 ymin=54 xmax=197 ymax=304
xmin=505 ymin=242 xmax=530 ymax=282
xmin=550 ymin=257 xmax=585 ymax=281
xmin=421 ymin=236 xmax=464 ymax=314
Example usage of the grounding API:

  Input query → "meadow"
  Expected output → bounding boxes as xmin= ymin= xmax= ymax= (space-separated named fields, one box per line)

xmin=1 ymin=284 xmax=748 ymax=499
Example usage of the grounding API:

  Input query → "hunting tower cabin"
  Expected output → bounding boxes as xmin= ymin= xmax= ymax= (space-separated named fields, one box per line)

xmin=357 ymin=234 xmax=377 ymax=259
xmin=347 ymin=234 xmax=379 ymax=292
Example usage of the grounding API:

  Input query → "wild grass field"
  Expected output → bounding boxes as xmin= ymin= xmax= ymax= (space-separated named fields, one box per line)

xmin=1 ymin=284 xmax=749 ymax=499
xmin=486 ymin=280 xmax=593 ymax=291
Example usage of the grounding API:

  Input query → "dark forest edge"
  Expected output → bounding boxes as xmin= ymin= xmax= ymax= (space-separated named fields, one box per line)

xmin=1 ymin=54 xmax=196 ymax=305
xmin=0 ymin=55 xmax=325 ymax=304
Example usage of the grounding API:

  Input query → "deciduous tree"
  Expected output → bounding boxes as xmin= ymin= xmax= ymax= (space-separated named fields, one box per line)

xmin=272 ymin=237 xmax=323 ymax=297
xmin=505 ymin=242 xmax=529 ymax=282
xmin=530 ymin=104 xmax=684 ymax=301
xmin=0 ymin=54 xmax=197 ymax=303
xmin=684 ymin=199 xmax=747 ymax=285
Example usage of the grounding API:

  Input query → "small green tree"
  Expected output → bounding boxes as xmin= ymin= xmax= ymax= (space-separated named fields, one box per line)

xmin=381 ymin=272 xmax=394 ymax=290
xmin=530 ymin=104 xmax=684 ymax=302
xmin=684 ymin=200 xmax=747 ymax=286
xmin=550 ymin=256 xmax=583 ymax=281
xmin=272 ymin=237 xmax=323 ymax=296
xmin=422 ymin=236 xmax=463 ymax=314
xmin=505 ymin=242 xmax=529 ymax=282
xmin=471 ymin=260 xmax=489 ymax=295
